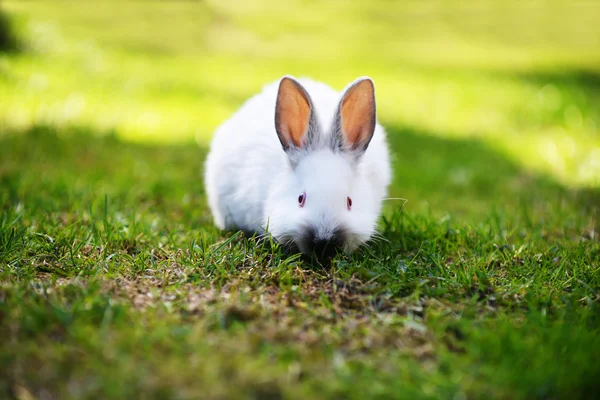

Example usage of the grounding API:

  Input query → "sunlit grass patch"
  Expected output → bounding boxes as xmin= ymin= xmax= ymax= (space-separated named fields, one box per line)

xmin=2 ymin=0 xmax=600 ymax=187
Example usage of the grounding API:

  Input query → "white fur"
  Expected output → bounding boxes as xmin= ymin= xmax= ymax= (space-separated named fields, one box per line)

xmin=204 ymin=76 xmax=392 ymax=254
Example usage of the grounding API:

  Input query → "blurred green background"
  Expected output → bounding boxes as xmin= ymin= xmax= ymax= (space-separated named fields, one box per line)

xmin=1 ymin=0 xmax=599 ymax=190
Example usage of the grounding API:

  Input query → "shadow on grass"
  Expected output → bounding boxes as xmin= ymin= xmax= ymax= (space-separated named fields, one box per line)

xmin=1 ymin=124 xmax=598 ymax=256
xmin=514 ymin=68 xmax=600 ymax=91
xmin=385 ymin=123 xmax=598 ymax=214
xmin=0 ymin=125 xmax=211 ymax=228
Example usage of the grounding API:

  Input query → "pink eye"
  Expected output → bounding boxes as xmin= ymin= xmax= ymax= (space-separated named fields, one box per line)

xmin=298 ymin=192 xmax=306 ymax=207
xmin=347 ymin=197 xmax=352 ymax=210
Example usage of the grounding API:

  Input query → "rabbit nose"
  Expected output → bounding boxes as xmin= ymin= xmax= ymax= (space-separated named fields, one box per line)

xmin=312 ymin=239 xmax=340 ymax=259
xmin=301 ymin=228 xmax=345 ymax=259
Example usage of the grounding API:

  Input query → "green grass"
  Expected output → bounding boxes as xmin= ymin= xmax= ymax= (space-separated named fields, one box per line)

xmin=1 ymin=1 xmax=600 ymax=399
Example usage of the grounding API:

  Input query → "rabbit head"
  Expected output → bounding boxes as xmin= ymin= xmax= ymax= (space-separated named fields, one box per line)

xmin=263 ymin=76 xmax=383 ymax=258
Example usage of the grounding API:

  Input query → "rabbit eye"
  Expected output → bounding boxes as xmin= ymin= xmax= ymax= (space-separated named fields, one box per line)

xmin=347 ymin=197 xmax=352 ymax=210
xmin=298 ymin=192 xmax=306 ymax=207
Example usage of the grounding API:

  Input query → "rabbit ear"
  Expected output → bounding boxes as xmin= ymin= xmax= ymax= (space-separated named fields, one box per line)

xmin=332 ymin=77 xmax=376 ymax=159
xmin=275 ymin=76 xmax=316 ymax=151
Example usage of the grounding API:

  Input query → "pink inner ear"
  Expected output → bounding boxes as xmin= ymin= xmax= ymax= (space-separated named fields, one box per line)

xmin=340 ymin=79 xmax=375 ymax=150
xmin=276 ymin=78 xmax=311 ymax=148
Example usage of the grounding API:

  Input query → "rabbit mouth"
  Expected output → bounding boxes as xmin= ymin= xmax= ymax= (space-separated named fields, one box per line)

xmin=295 ymin=226 xmax=347 ymax=259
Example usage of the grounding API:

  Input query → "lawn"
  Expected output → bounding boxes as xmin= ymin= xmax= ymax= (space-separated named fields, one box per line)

xmin=1 ymin=1 xmax=600 ymax=399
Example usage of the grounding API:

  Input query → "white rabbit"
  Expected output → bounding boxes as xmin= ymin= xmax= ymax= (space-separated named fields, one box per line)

xmin=204 ymin=76 xmax=392 ymax=257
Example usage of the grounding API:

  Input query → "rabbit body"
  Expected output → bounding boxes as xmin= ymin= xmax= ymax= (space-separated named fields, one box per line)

xmin=204 ymin=76 xmax=392 ymax=255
